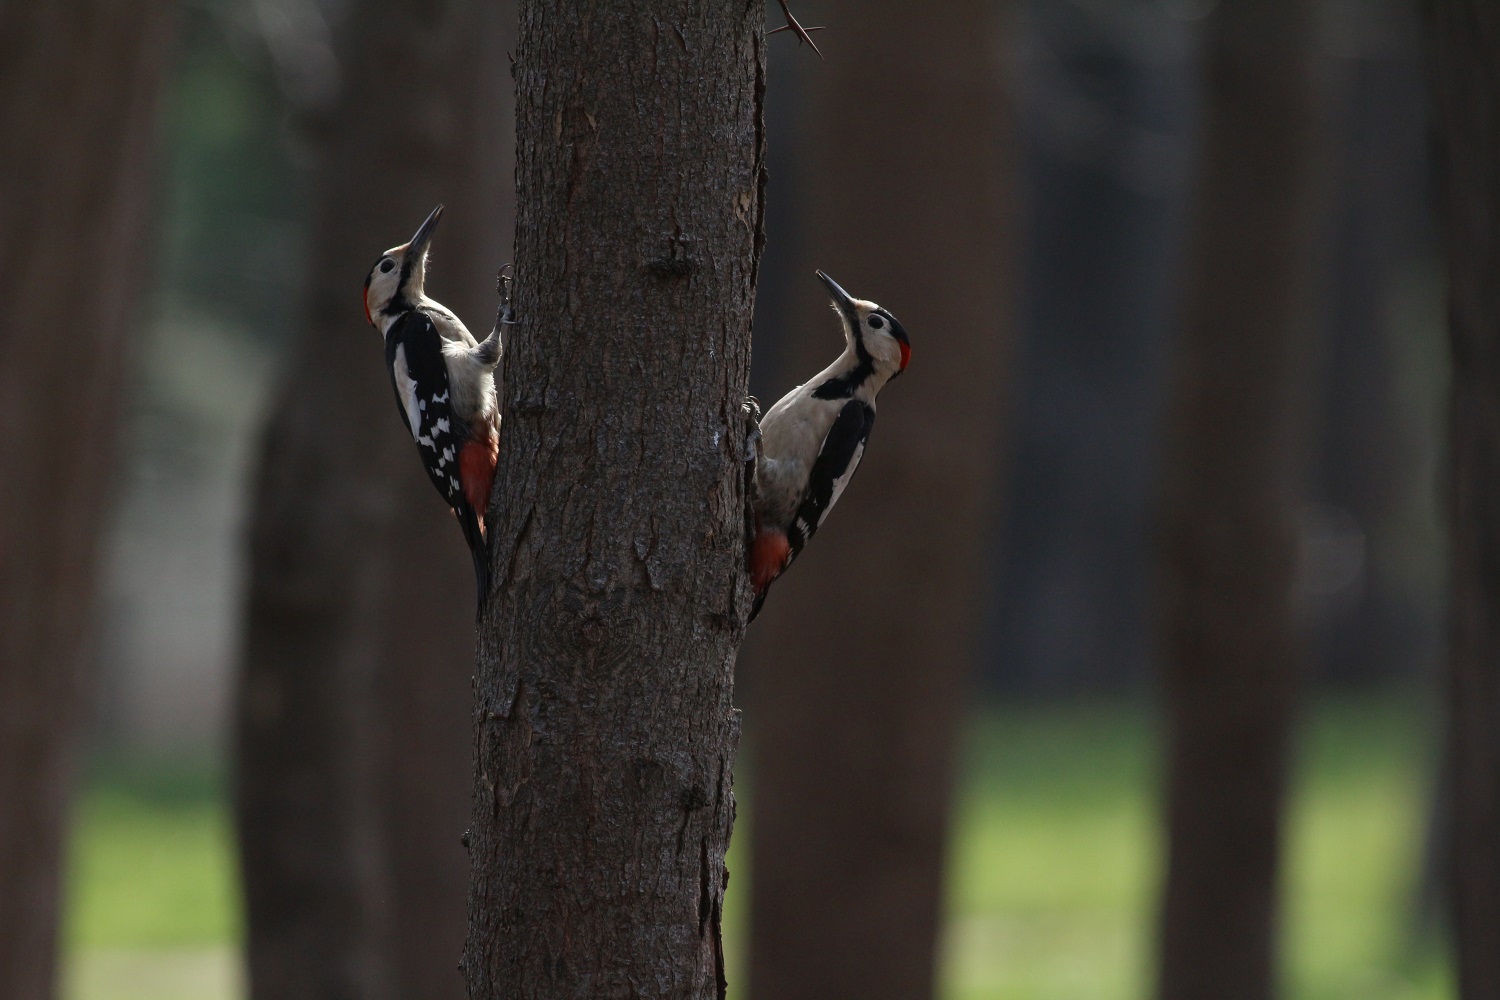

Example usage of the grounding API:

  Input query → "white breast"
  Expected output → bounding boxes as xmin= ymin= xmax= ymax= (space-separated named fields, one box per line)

xmin=756 ymin=388 xmax=840 ymax=525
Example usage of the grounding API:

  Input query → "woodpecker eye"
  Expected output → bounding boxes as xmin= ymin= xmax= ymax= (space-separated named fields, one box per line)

xmin=379 ymin=259 xmax=395 ymax=273
xmin=868 ymin=315 xmax=885 ymax=330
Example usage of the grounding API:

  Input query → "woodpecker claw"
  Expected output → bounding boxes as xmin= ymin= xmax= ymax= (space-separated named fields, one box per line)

xmin=770 ymin=0 xmax=824 ymax=58
xmin=742 ymin=395 xmax=764 ymax=619
xmin=742 ymin=396 xmax=763 ymax=460
xmin=496 ymin=263 xmax=516 ymax=326
xmin=742 ymin=398 xmax=763 ymax=505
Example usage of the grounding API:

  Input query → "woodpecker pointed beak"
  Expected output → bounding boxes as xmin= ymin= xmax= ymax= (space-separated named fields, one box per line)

xmin=407 ymin=204 xmax=444 ymax=259
xmin=816 ymin=269 xmax=857 ymax=313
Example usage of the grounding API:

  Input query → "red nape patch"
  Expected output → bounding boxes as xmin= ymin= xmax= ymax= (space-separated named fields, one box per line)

xmin=363 ymin=290 xmax=373 ymax=327
xmin=899 ymin=341 xmax=911 ymax=371
xmin=460 ymin=432 xmax=499 ymax=527
xmin=750 ymin=527 xmax=791 ymax=593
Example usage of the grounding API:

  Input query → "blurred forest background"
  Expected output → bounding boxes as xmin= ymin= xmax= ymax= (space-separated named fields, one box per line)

xmin=1 ymin=0 xmax=1484 ymax=998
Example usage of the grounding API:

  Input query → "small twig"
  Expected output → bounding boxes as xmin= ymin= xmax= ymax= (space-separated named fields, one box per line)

xmin=770 ymin=0 xmax=825 ymax=59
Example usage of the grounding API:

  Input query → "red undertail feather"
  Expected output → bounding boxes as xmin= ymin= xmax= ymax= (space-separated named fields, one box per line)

xmin=750 ymin=525 xmax=792 ymax=594
xmin=460 ymin=429 xmax=498 ymax=531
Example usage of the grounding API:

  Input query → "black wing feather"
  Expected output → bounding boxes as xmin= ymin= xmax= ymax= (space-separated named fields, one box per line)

xmin=786 ymin=400 xmax=874 ymax=562
xmin=792 ymin=401 xmax=876 ymax=560
xmin=385 ymin=310 xmax=489 ymax=609
xmin=748 ymin=400 xmax=874 ymax=624
xmin=385 ymin=311 xmax=470 ymax=508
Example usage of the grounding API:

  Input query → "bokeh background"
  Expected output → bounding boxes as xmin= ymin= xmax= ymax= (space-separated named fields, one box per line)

xmin=0 ymin=0 xmax=1468 ymax=998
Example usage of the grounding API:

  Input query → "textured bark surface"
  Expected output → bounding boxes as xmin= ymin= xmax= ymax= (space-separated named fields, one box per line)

xmin=0 ymin=4 xmax=171 ymax=998
xmin=742 ymin=4 xmax=1015 ymax=998
xmin=1429 ymin=4 xmax=1500 ymax=996
xmin=1155 ymin=4 xmax=1319 ymax=999
xmin=234 ymin=1 xmax=513 ymax=997
xmin=461 ymin=2 xmax=761 ymax=997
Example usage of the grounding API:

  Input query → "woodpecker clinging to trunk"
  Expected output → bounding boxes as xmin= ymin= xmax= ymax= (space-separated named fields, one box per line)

xmin=363 ymin=205 xmax=504 ymax=611
xmin=749 ymin=271 xmax=911 ymax=621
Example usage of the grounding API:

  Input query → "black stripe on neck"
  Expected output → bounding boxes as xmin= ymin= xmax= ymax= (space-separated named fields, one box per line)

xmin=383 ymin=254 xmax=421 ymax=315
xmin=811 ymin=313 xmax=875 ymax=399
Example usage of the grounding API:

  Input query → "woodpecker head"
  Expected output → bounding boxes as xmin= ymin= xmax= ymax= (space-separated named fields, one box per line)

xmin=817 ymin=270 xmax=911 ymax=379
xmin=364 ymin=204 xmax=443 ymax=329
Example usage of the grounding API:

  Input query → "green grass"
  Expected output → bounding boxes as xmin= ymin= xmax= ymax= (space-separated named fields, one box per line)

xmin=61 ymin=692 xmax=1452 ymax=999
xmin=941 ymin=694 xmax=1450 ymax=1000
xmin=63 ymin=756 xmax=240 ymax=951
xmin=1282 ymin=699 xmax=1451 ymax=1000
xmin=943 ymin=704 xmax=1157 ymax=1000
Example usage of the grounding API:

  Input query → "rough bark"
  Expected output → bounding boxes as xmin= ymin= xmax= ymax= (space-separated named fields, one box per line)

xmin=234 ymin=1 xmax=513 ymax=997
xmin=742 ymin=3 xmax=1015 ymax=998
xmin=1154 ymin=5 xmax=1320 ymax=1000
xmin=1428 ymin=3 xmax=1500 ymax=996
xmin=460 ymin=2 xmax=761 ymax=997
xmin=0 ymin=4 xmax=172 ymax=998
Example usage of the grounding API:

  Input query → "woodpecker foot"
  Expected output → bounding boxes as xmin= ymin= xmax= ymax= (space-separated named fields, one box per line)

xmin=742 ymin=394 xmax=763 ymax=548
xmin=741 ymin=395 xmax=765 ymax=623
xmin=742 ymin=395 xmax=763 ymax=467
xmin=768 ymin=0 xmax=825 ymax=58
xmin=496 ymin=263 xmax=516 ymax=326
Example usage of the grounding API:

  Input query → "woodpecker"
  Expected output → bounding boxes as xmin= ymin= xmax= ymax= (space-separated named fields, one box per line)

xmin=749 ymin=270 xmax=910 ymax=621
xmin=363 ymin=205 xmax=504 ymax=610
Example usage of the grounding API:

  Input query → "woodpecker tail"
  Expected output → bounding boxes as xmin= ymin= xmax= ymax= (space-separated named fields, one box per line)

xmin=747 ymin=525 xmax=789 ymax=624
xmin=459 ymin=504 xmax=489 ymax=617
xmin=470 ymin=543 xmax=490 ymax=616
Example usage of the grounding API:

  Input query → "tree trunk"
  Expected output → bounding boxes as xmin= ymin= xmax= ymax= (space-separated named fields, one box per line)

xmin=234 ymin=1 xmax=513 ymax=997
xmin=1154 ymin=5 xmax=1320 ymax=1000
xmin=0 ymin=4 xmax=171 ymax=998
xmin=1428 ymin=3 xmax=1500 ymax=996
xmin=742 ymin=3 xmax=1015 ymax=998
xmin=460 ymin=2 xmax=761 ymax=996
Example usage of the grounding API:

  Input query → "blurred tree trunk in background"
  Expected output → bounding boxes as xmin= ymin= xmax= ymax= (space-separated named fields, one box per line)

xmin=0 ymin=4 xmax=172 ymax=999
xmin=1429 ymin=4 xmax=1500 ymax=996
xmin=1154 ymin=4 xmax=1320 ymax=1000
xmin=742 ymin=3 xmax=1015 ymax=998
xmin=234 ymin=0 xmax=513 ymax=996
xmin=461 ymin=1 xmax=759 ymax=995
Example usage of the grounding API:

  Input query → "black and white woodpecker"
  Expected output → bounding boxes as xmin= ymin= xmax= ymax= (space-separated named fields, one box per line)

xmin=749 ymin=271 xmax=911 ymax=621
xmin=363 ymin=205 xmax=504 ymax=609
